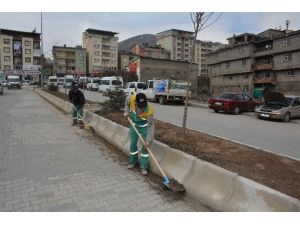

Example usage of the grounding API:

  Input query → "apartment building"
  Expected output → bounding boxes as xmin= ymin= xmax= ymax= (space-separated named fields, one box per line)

xmin=82 ymin=29 xmax=118 ymax=76
xmin=0 ymin=28 xmax=41 ymax=83
xmin=52 ymin=45 xmax=86 ymax=78
xmin=156 ymin=29 xmax=194 ymax=62
xmin=130 ymin=43 xmax=170 ymax=59
xmin=194 ymin=40 xmax=214 ymax=77
xmin=207 ymin=29 xmax=300 ymax=97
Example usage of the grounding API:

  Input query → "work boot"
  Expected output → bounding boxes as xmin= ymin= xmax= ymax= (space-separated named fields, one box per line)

xmin=141 ymin=169 xmax=148 ymax=176
xmin=127 ymin=164 xmax=136 ymax=169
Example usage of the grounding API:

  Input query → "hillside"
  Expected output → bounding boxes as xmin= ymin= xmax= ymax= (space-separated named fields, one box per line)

xmin=118 ymin=34 xmax=156 ymax=52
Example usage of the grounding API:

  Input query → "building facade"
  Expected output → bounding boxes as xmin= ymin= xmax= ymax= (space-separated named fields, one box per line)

xmin=128 ymin=56 xmax=198 ymax=95
xmin=82 ymin=29 xmax=118 ymax=76
xmin=0 ymin=29 xmax=41 ymax=83
xmin=52 ymin=45 xmax=86 ymax=78
xmin=207 ymin=29 xmax=300 ymax=97
xmin=156 ymin=29 xmax=194 ymax=62
xmin=130 ymin=43 xmax=170 ymax=59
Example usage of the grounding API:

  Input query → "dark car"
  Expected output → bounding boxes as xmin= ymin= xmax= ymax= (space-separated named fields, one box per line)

xmin=255 ymin=92 xmax=300 ymax=122
xmin=208 ymin=92 xmax=257 ymax=115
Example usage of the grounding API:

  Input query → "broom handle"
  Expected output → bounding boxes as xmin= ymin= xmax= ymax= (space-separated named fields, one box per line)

xmin=127 ymin=117 xmax=167 ymax=178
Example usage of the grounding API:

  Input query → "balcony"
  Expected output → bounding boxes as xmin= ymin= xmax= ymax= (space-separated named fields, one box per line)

xmin=254 ymin=48 xmax=274 ymax=57
xmin=253 ymin=75 xmax=277 ymax=84
xmin=13 ymin=49 xmax=22 ymax=56
xmin=252 ymin=63 xmax=273 ymax=70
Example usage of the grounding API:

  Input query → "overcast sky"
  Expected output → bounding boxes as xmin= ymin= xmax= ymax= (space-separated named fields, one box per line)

xmin=0 ymin=12 xmax=299 ymax=57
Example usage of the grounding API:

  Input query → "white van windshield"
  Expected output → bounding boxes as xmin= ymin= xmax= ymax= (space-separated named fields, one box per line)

xmin=101 ymin=80 xmax=110 ymax=85
xmin=8 ymin=78 xmax=20 ymax=82
xmin=112 ymin=80 xmax=122 ymax=85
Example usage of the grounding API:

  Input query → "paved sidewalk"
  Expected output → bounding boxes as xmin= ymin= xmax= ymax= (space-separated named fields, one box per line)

xmin=0 ymin=89 xmax=210 ymax=212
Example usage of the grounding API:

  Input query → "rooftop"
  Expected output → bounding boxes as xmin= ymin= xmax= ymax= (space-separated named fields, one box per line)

xmin=85 ymin=28 xmax=118 ymax=37
xmin=156 ymin=29 xmax=194 ymax=36
xmin=0 ymin=28 xmax=40 ymax=38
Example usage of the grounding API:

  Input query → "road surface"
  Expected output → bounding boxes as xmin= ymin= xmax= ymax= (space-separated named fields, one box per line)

xmin=70 ymin=88 xmax=300 ymax=160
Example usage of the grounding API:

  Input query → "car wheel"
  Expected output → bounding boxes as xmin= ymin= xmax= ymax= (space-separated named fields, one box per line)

xmin=283 ymin=112 xmax=290 ymax=122
xmin=214 ymin=109 xmax=219 ymax=113
xmin=233 ymin=106 xmax=240 ymax=115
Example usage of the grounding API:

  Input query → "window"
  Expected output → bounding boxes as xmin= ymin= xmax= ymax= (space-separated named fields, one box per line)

xmin=94 ymin=58 xmax=100 ymax=63
xmin=4 ymin=56 xmax=10 ymax=61
xmin=4 ymin=65 xmax=11 ymax=70
xmin=225 ymin=62 xmax=230 ymax=68
xmin=4 ymin=47 xmax=10 ymax=53
xmin=236 ymin=94 xmax=244 ymax=101
xmin=94 ymin=44 xmax=100 ymax=49
xmin=244 ymin=74 xmax=249 ymax=79
xmin=284 ymin=55 xmax=290 ymax=62
xmin=128 ymin=83 xmax=135 ymax=88
xmin=94 ymin=51 xmax=100 ymax=56
xmin=112 ymin=80 xmax=122 ymax=86
xmin=25 ymin=49 xmax=31 ymax=54
xmin=25 ymin=41 xmax=31 ymax=46
xmin=25 ymin=57 xmax=31 ymax=63
xmin=3 ymin=39 xmax=10 ymax=44
xmin=292 ymin=98 xmax=300 ymax=106
xmin=287 ymin=70 xmax=294 ymax=77
xmin=241 ymin=59 xmax=246 ymax=66
xmin=243 ymin=87 xmax=250 ymax=93
xmin=283 ymin=40 xmax=288 ymax=47
xmin=228 ymin=75 xmax=233 ymax=80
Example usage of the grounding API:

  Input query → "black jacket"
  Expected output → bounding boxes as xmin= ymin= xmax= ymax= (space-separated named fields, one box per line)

xmin=69 ymin=89 xmax=85 ymax=108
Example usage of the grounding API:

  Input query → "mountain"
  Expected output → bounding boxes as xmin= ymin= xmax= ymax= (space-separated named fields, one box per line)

xmin=118 ymin=34 xmax=156 ymax=52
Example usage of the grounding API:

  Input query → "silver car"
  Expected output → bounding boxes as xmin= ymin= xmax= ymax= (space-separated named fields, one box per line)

xmin=255 ymin=92 xmax=300 ymax=122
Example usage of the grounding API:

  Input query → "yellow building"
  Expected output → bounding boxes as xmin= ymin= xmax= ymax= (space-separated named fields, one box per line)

xmin=82 ymin=29 xmax=118 ymax=76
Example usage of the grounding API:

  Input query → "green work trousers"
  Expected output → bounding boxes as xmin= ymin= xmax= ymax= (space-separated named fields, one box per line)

xmin=72 ymin=106 xmax=83 ymax=125
xmin=129 ymin=126 xmax=149 ymax=169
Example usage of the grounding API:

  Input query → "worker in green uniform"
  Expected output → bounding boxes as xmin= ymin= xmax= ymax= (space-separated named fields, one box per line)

xmin=124 ymin=93 xmax=154 ymax=175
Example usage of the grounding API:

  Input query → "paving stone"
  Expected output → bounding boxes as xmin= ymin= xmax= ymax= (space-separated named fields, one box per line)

xmin=0 ymin=89 xmax=210 ymax=212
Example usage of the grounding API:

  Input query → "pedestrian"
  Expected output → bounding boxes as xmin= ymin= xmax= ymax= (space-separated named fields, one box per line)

xmin=124 ymin=93 xmax=154 ymax=175
xmin=69 ymin=82 xmax=85 ymax=126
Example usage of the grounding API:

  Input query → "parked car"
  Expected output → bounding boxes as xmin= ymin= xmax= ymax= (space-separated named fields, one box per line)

xmin=1 ymin=80 xmax=7 ymax=87
xmin=255 ymin=92 xmax=300 ymax=122
xmin=124 ymin=81 xmax=147 ymax=96
xmin=98 ymin=76 xmax=123 ymax=93
xmin=87 ymin=78 xmax=100 ymax=91
xmin=208 ymin=92 xmax=257 ymax=114
xmin=0 ymin=81 xmax=3 ymax=95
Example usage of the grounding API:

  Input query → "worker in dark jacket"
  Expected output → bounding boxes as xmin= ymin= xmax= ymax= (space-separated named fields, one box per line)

xmin=69 ymin=82 xmax=85 ymax=126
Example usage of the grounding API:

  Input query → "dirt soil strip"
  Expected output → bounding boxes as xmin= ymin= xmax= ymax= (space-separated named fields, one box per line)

xmin=44 ymin=90 xmax=300 ymax=200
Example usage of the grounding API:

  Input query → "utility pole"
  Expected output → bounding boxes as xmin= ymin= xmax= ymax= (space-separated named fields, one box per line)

xmin=40 ymin=12 xmax=44 ymax=88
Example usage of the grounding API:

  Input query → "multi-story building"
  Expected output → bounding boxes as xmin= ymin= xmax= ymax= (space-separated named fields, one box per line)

xmin=130 ymin=43 xmax=170 ymax=59
xmin=52 ymin=45 xmax=86 ymax=78
xmin=0 ymin=28 xmax=41 ymax=83
xmin=207 ymin=29 xmax=300 ymax=97
xmin=194 ymin=40 xmax=214 ymax=77
xmin=82 ymin=29 xmax=118 ymax=76
xmin=156 ymin=29 xmax=194 ymax=62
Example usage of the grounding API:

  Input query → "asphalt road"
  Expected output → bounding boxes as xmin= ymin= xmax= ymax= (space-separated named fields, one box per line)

xmin=66 ymin=88 xmax=300 ymax=160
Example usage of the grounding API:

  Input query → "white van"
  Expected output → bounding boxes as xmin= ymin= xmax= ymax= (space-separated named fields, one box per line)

xmin=87 ymin=77 xmax=100 ymax=91
xmin=48 ymin=76 xmax=58 ymax=86
xmin=124 ymin=81 xmax=147 ymax=96
xmin=98 ymin=76 xmax=123 ymax=93
xmin=64 ymin=75 xmax=74 ymax=88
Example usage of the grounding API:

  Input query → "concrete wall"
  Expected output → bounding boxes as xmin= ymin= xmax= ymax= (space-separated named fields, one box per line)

xmin=275 ymin=69 xmax=300 ymax=94
xmin=139 ymin=57 xmax=198 ymax=82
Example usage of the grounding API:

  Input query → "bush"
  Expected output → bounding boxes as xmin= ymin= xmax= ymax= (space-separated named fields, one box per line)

xmin=100 ymin=77 xmax=126 ymax=113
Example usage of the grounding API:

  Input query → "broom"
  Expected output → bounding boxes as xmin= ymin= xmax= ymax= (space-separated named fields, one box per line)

xmin=127 ymin=117 xmax=185 ymax=193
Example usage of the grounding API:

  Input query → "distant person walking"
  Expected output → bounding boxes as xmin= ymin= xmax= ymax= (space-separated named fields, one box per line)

xmin=69 ymin=82 xmax=85 ymax=126
xmin=124 ymin=93 xmax=154 ymax=175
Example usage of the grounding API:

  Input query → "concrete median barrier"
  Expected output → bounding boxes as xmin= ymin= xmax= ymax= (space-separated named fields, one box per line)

xmin=224 ymin=176 xmax=300 ymax=211
xmin=35 ymin=88 xmax=300 ymax=212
